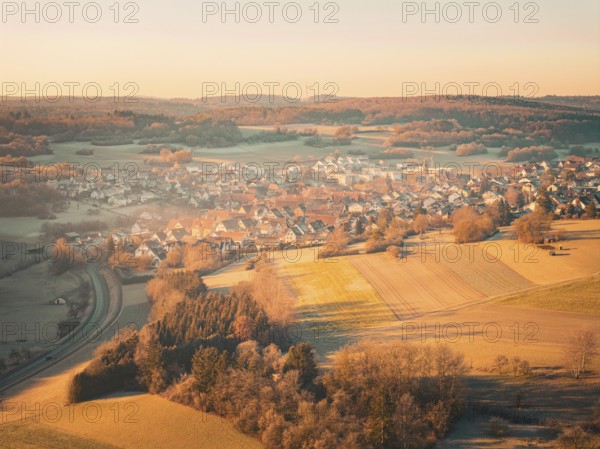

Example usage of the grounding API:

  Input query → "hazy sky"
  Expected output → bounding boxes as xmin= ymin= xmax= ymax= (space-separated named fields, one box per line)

xmin=1 ymin=0 xmax=599 ymax=99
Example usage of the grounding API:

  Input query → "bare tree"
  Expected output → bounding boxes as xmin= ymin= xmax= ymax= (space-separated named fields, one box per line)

xmin=562 ymin=330 xmax=597 ymax=379
xmin=493 ymin=355 xmax=508 ymax=374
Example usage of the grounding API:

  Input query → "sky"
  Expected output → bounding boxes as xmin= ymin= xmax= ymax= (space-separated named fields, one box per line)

xmin=0 ymin=0 xmax=599 ymax=99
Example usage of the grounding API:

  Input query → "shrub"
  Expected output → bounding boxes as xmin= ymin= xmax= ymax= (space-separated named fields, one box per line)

xmin=455 ymin=143 xmax=487 ymax=156
xmin=387 ymin=245 xmax=401 ymax=259
xmin=488 ymin=417 xmax=510 ymax=438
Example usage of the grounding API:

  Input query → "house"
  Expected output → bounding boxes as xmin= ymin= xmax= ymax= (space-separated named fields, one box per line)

xmin=131 ymin=222 xmax=144 ymax=234
xmin=135 ymin=241 xmax=167 ymax=267
xmin=283 ymin=228 xmax=301 ymax=244
xmin=347 ymin=202 xmax=364 ymax=214
xmin=64 ymin=232 xmax=80 ymax=243
xmin=108 ymin=195 xmax=127 ymax=207
xmin=482 ymin=191 xmax=501 ymax=205
xmin=308 ymin=220 xmax=327 ymax=233
xmin=166 ymin=228 xmax=189 ymax=243
xmin=448 ymin=192 xmax=462 ymax=204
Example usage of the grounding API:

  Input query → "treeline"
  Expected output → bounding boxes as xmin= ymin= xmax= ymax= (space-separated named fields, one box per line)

xmin=138 ymin=118 xmax=242 ymax=148
xmin=3 ymin=97 xmax=600 ymax=150
xmin=1 ymin=111 xmax=135 ymax=143
xmin=245 ymin=127 xmax=299 ymax=144
xmin=194 ymin=97 xmax=600 ymax=145
xmin=0 ymin=111 xmax=244 ymax=149
xmin=383 ymin=118 xmax=576 ymax=151
xmin=503 ymin=145 xmax=559 ymax=162
xmin=41 ymin=219 xmax=108 ymax=238
xmin=388 ymin=119 xmax=475 ymax=147
xmin=0 ymin=132 xmax=50 ymax=157
xmin=0 ymin=181 xmax=67 ymax=217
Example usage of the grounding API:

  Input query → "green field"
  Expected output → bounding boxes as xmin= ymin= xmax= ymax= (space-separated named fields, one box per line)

xmin=496 ymin=275 xmax=600 ymax=315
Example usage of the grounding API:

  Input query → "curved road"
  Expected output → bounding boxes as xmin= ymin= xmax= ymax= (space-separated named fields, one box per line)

xmin=0 ymin=263 xmax=121 ymax=393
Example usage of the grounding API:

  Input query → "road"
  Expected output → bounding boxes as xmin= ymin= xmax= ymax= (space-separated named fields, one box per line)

xmin=0 ymin=263 xmax=121 ymax=393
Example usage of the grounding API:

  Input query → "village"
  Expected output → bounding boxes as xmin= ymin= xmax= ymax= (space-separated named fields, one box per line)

xmin=47 ymin=151 xmax=600 ymax=271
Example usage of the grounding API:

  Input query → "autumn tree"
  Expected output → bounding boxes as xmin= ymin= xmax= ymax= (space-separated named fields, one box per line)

xmin=385 ymin=218 xmax=405 ymax=245
xmin=452 ymin=207 xmax=496 ymax=243
xmin=365 ymin=228 xmax=386 ymax=253
xmin=586 ymin=201 xmax=597 ymax=219
xmin=192 ymin=346 xmax=227 ymax=393
xmin=387 ymin=245 xmax=401 ymax=259
xmin=166 ymin=245 xmax=184 ymax=267
xmin=49 ymin=237 xmax=76 ymax=275
xmin=535 ymin=186 xmax=553 ymax=213
xmin=283 ymin=342 xmax=317 ymax=388
xmin=367 ymin=390 xmax=396 ymax=448
xmin=455 ymin=142 xmax=487 ymax=156
xmin=562 ymin=329 xmax=598 ymax=379
xmin=413 ymin=214 xmax=429 ymax=236
xmin=354 ymin=220 xmax=365 ymax=239
xmin=505 ymin=187 xmax=524 ymax=209
xmin=557 ymin=427 xmax=598 ymax=449
xmin=135 ymin=331 xmax=169 ymax=394
xmin=233 ymin=260 xmax=294 ymax=324
xmin=394 ymin=393 xmax=427 ymax=449
xmin=489 ymin=199 xmax=511 ymax=226
xmin=513 ymin=210 xmax=553 ymax=244
xmin=146 ymin=270 xmax=207 ymax=320
xmin=136 ymin=254 xmax=155 ymax=270
xmin=594 ymin=399 xmax=600 ymax=427
xmin=334 ymin=126 xmax=356 ymax=145
xmin=321 ymin=227 xmax=349 ymax=257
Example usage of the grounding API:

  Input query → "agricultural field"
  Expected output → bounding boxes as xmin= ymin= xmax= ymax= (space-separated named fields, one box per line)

xmin=0 ymin=263 xmax=83 ymax=361
xmin=496 ymin=275 xmax=600 ymax=315
xmin=277 ymin=254 xmax=396 ymax=330
xmin=488 ymin=220 xmax=600 ymax=284
xmin=1 ymin=394 xmax=263 ymax=449
xmin=349 ymin=246 xmax=533 ymax=320
xmin=0 ymin=200 xmax=134 ymax=243
xmin=1 ymin=421 xmax=122 ymax=449
xmin=273 ymin=220 xmax=600 ymax=369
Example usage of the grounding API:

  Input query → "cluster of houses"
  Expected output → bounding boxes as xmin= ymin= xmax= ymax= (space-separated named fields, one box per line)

xmin=43 ymin=153 xmax=600 ymax=269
